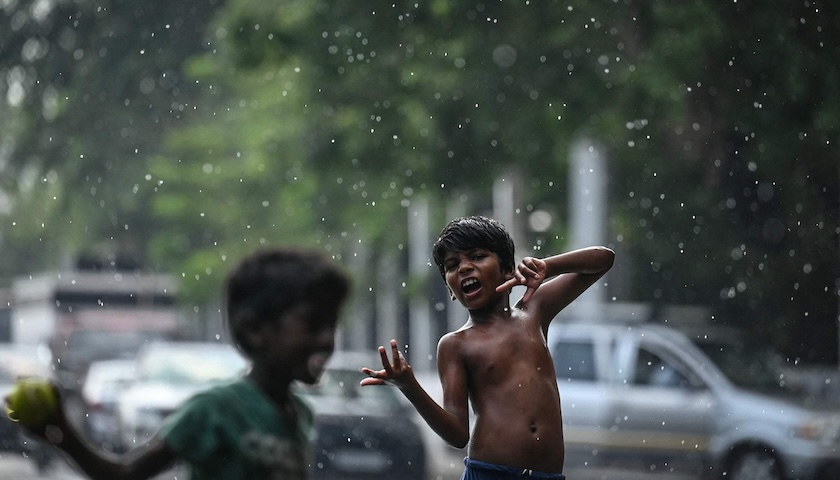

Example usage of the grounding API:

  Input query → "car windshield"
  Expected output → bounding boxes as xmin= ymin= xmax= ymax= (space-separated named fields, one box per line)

xmin=138 ymin=347 xmax=247 ymax=385
xmin=693 ymin=337 xmax=793 ymax=394
xmin=295 ymin=368 xmax=404 ymax=411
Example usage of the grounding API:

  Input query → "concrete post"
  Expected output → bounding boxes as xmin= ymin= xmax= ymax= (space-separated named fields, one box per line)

xmin=568 ymin=137 xmax=609 ymax=320
xmin=408 ymin=197 xmax=434 ymax=372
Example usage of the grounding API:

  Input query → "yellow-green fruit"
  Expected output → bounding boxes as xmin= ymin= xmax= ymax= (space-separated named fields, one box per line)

xmin=4 ymin=378 xmax=58 ymax=427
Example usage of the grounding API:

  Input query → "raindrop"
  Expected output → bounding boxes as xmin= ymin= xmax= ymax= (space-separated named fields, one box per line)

xmin=492 ymin=45 xmax=517 ymax=68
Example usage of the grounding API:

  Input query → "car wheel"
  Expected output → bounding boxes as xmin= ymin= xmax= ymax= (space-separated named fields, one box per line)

xmin=727 ymin=448 xmax=785 ymax=480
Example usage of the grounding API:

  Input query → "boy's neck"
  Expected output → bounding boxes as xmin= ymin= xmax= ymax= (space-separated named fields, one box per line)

xmin=466 ymin=296 xmax=513 ymax=323
xmin=247 ymin=368 xmax=293 ymax=404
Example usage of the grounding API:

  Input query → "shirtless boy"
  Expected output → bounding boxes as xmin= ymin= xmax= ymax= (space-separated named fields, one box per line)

xmin=361 ymin=215 xmax=614 ymax=479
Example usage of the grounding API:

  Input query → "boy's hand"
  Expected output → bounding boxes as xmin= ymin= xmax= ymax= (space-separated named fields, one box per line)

xmin=360 ymin=339 xmax=415 ymax=389
xmin=4 ymin=382 xmax=67 ymax=444
xmin=496 ymin=256 xmax=546 ymax=304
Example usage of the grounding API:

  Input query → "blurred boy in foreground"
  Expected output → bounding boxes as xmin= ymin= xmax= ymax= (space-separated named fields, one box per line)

xmin=7 ymin=247 xmax=350 ymax=480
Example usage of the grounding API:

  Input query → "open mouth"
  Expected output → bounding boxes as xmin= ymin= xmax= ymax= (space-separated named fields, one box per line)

xmin=461 ymin=278 xmax=481 ymax=295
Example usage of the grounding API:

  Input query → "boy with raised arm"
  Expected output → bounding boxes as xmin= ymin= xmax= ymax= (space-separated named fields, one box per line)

xmin=362 ymin=215 xmax=614 ymax=479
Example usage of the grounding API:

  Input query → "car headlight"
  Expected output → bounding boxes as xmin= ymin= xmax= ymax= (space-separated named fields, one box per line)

xmin=793 ymin=417 xmax=840 ymax=445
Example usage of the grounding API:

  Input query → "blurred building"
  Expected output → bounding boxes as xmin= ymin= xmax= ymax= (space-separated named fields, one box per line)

xmin=10 ymin=270 xmax=183 ymax=346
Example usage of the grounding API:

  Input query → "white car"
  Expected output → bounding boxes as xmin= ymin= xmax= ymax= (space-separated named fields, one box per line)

xmin=549 ymin=321 xmax=840 ymax=480
xmin=116 ymin=341 xmax=249 ymax=449
xmin=80 ymin=359 xmax=137 ymax=452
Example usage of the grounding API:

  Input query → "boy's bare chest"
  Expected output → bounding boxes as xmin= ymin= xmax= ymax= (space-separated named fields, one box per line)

xmin=462 ymin=322 xmax=550 ymax=382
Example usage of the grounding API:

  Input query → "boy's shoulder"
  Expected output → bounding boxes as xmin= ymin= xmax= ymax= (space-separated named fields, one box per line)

xmin=438 ymin=318 xmax=495 ymax=351
xmin=438 ymin=324 xmax=470 ymax=349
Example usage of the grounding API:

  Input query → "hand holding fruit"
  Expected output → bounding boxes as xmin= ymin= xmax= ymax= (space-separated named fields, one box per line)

xmin=4 ymin=378 xmax=59 ymax=427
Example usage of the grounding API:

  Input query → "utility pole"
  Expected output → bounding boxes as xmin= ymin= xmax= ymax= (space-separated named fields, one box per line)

xmin=408 ymin=197 xmax=433 ymax=373
xmin=569 ymin=136 xmax=609 ymax=321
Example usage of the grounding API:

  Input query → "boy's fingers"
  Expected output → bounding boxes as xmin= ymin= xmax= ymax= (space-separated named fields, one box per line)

xmin=496 ymin=277 xmax=517 ymax=292
xmin=360 ymin=377 xmax=387 ymax=387
xmin=521 ymin=288 xmax=536 ymax=304
xmin=521 ymin=267 xmax=538 ymax=281
xmin=390 ymin=340 xmax=402 ymax=369
xmin=378 ymin=346 xmax=394 ymax=374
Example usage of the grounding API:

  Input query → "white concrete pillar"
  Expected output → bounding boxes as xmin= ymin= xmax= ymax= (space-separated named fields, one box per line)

xmin=568 ymin=137 xmax=609 ymax=319
xmin=408 ymin=197 xmax=434 ymax=372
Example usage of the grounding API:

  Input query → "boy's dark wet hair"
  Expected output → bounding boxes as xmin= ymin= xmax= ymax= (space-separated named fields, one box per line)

xmin=224 ymin=247 xmax=350 ymax=355
xmin=432 ymin=215 xmax=515 ymax=278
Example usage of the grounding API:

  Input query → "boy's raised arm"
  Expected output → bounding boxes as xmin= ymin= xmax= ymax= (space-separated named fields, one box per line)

xmin=498 ymin=246 xmax=615 ymax=323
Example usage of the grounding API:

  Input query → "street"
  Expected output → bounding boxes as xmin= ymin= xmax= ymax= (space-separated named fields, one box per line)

xmin=0 ymin=453 xmax=79 ymax=480
xmin=0 ymin=453 xmax=184 ymax=480
xmin=1 ymin=437 xmax=698 ymax=480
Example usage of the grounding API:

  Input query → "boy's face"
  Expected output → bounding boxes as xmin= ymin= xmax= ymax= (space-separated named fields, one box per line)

xmin=441 ymin=248 xmax=510 ymax=309
xmin=261 ymin=303 xmax=339 ymax=384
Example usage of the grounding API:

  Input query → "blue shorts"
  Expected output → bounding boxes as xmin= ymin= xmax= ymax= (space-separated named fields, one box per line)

xmin=460 ymin=458 xmax=566 ymax=480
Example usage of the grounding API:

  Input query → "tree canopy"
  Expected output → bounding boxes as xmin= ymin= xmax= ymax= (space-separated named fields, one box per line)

xmin=1 ymin=0 xmax=838 ymax=363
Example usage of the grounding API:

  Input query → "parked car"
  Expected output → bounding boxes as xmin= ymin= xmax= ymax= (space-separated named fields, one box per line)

xmin=52 ymin=328 xmax=175 ymax=392
xmin=294 ymin=351 xmax=427 ymax=480
xmin=49 ymin=308 xmax=185 ymax=392
xmin=116 ymin=341 xmax=249 ymax=449
xmin=549 ymin=321 xmax=840 ymax=480
xmin=0 ymin=343 xmax=58 ymax=472
xmin=80 ymin=359 xmax=137 ymax=452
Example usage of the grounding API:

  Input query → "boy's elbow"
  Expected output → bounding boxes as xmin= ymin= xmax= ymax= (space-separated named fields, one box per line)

xmin=605 ymin=247 xmax=616 ymax=265
xmin=441 ymin=427 xmax=469 ymax=449
xmin=449 ymin=435 xmax=469 ymax=450
xmin=594 ymin=246 xmax=615 ymax=270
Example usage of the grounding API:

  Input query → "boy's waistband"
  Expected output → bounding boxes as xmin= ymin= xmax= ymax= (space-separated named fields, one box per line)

xmin=464 ymin=457 xmax=566 ymax=479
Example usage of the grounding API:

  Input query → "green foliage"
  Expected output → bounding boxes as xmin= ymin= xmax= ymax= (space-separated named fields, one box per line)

xmin=0 ymin=0 xmax=225 ymax=278
xmin=1 ymin=0 xmax=838 ymax=362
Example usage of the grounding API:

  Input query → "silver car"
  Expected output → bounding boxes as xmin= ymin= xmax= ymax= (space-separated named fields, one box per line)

xmin=549 ymin=322 xmax=840 ymax=480
xmin=116 ymin=341 xmax=249 ymax=449
xmin=80 ymin=359 xmax=137 ymax=452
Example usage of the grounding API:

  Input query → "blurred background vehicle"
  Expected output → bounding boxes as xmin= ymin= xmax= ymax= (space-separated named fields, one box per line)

xmin=0 ymin=344 xmax=59 ymax=472
xmin=48 ymin=309 xmax=185 ymax=393
xmin=549 ymin=321 xmax=840 ymax=480
xmin=112 ymin=346 xmax=428 ymax=479
xmin=115 ymin=341 xmax=248 ymax=450
xmin=79 ymin=359 xmax=137 ymax=453
xmin=293 ymin=351 xmax=427 ymax=480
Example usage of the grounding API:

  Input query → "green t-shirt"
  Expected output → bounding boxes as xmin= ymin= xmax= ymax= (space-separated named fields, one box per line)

xmin=159 ymin=378 xmax=313 ymax=480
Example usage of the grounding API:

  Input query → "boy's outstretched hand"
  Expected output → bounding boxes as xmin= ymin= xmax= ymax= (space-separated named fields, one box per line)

xmin=360 ymin=339 xmax=415 ymax=389
xmin=496 ymin=256 xmax=547 ymax=304
xmin=4 ymin=381 xmax=68 ymax=445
